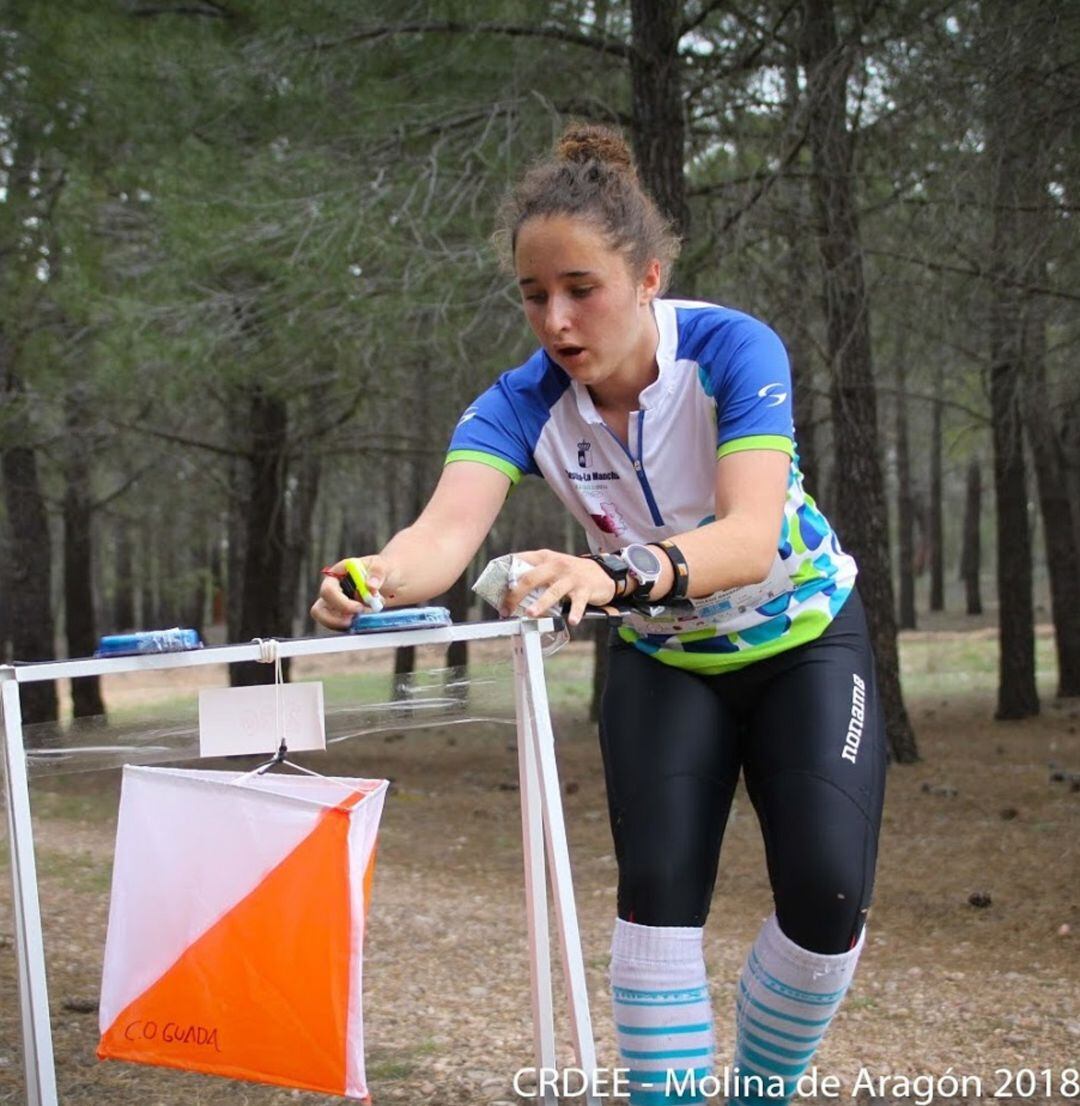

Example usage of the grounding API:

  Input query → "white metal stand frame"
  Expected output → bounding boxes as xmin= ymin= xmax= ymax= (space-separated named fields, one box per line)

xmin=0 ymin=618 xmax=598 ymax=1106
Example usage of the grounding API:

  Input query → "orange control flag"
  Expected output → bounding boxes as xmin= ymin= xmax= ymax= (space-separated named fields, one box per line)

xmin=98 ymin=765 xmax=388 ymax=1101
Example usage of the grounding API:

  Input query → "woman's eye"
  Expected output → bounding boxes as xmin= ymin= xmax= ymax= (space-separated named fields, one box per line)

xmin=524 ymin=293 xmax=547 ymax=305
xmin=570 ymin=286 xmax=594 ymax=298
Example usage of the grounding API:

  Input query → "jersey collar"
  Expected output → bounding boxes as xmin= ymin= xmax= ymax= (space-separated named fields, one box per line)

xmin=642 ymin=298 xmax=679 ymax=409
xmin=565 ymin=298 xmax=679 ymax=423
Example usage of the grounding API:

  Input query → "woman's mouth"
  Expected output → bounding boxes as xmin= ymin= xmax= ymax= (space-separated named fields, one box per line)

xmin=556 ymin=345 xmax=587 ymax=364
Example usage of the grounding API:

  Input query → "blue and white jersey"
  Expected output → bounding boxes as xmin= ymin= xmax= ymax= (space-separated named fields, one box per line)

xmin=447 ymin=298 xmax=858 ymax=672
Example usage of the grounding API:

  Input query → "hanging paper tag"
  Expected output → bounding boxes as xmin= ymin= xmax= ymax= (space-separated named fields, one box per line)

xmin=198 ymin=683 xmax=326 ymax=758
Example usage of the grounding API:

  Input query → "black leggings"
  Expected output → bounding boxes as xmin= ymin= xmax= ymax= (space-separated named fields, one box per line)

xmin=598 ymin=589 xmax=886 ymax=954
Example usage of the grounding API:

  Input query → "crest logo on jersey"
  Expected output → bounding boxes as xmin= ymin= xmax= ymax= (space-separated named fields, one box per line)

xmin=757 ymin=383 xmax=787 ymax=407
xmin=577 ymin=439 xmax=593 ymax=469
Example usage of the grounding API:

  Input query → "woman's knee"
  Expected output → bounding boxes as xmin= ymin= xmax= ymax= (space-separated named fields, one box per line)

xmin=772 ymin=867 xmax=870 ymax=953
xmin=617 ymin=856 xmax=715 ymax=928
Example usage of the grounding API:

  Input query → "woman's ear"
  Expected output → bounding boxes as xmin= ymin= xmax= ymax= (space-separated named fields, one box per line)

xmin=638 ymin=257 xmax=662 ymax=304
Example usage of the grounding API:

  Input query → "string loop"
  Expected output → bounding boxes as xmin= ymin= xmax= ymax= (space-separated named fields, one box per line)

xmin=251 ymin=637 xmax=286 ymax=762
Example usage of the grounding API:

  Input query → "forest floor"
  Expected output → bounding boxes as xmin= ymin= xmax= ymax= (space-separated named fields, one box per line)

xmin=0 ymin=621 xmax=1077 ymax=1105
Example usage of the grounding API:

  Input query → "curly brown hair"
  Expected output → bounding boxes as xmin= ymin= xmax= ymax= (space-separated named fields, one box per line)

xmin=494 ymin=122 xmax=682 ymax=293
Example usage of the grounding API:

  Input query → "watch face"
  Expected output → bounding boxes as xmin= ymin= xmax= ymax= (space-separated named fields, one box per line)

xmin=624 ymin=544 xmax=661 ymax=579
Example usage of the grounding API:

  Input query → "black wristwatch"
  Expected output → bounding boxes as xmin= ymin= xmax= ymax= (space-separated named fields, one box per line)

xmin=620 ymin=543 xmax=664 ymax=603
xmin=583 ymin=545 xmax=664 ymax=604
xmin=581 ymin=552 xmax=632 ymax=601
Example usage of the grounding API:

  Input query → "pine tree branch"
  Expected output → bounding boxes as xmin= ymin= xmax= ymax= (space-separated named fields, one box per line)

xmin=681 ymin=0 xmax=799 ymax=77
xmin=713 ymin=115 xmax=811 ymax=236
xmin=312 ymin=20 xmax=630 ymax=59
xmin=679 ymin=1 xmax=728 ymax=38
xmin=130 ymin=2 xmax=232 ymax=18
xmin=91 ymin=462 xmax=160 ymax=511
xmin=864 ymin=248 xmax=1080 ymax=303
xmin=106 ymin=418 xmax=248 ymax=459
xmin=873 ymin=384 xmax=989 ymax=426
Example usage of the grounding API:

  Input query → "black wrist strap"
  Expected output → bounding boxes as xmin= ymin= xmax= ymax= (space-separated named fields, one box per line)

xmin=581 ymin=553 xmax=631 ymax=600
xmin=655 ymin=540 xmax=690 ymax=601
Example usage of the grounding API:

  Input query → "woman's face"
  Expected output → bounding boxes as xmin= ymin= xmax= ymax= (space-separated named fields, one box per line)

xmin=514 ymin=215 xmax=660 ymax=393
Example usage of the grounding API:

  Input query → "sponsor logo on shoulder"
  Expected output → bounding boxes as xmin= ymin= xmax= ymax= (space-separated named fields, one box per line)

xmin=842 ymin=673 xmax=866 ymax=763
xmin=456 ymin=407 xmax=478 ymax=427
xmin=757 ymin=383 xmax=788 ymax=407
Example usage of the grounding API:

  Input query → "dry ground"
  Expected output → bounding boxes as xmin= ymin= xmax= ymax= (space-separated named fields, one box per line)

xmin=0 ymin=630 xmax=1077 ymax=1105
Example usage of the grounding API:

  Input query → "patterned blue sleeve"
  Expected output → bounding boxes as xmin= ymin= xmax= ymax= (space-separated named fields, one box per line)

xmin=681 ymin=309 xmax=795 ymax=456
xmin=711 ymin=318 xmax=794 ymax=454
xmin=445 ymin=354 xmax=568 ymax=483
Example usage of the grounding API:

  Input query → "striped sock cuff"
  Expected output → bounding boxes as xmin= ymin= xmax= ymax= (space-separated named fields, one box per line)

xmin=758 ymin=914 xmax=866 ymax=979
xmin=612 ymin=918 xmax=705 ymax=965
xmin=730 ymin=915 xmax=866 ymax=1104
xmin=611 ymin=919 xmax=714 ymax=1105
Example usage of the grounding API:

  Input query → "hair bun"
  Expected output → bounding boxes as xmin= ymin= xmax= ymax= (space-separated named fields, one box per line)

xmin=555 ymin=123 xmax=637 ymax=179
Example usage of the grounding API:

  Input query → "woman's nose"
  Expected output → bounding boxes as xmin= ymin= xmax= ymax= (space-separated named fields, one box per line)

xmin=545 ymin=296 xmax=570 ymax=334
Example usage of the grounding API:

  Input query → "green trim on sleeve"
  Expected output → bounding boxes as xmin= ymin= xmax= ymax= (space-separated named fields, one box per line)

xmin=716 ymin=434 xmax=794 ymax=460
xmin=445 ymin=449 xmax=523 ymax=485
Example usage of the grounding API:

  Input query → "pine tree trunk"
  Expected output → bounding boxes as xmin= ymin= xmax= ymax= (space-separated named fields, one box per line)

xmin=279 ymin=434 xmax=322 ymax=638
xmin=139 ymin=517 xmax=157 ymax=629
xmin=781 ymin=63 xmax=820 ymax=499
xmin=158 ymin=500 xmax=180 ymax=625
xmin=959 ymin=459 xmax=983 ymax=617
xmin=444 ymin=570 xmax=471 ymax=675
xmin=181 ymin=524 xmax=209 ymax=638
xmin=782 ymin=210 xmax=819 ymax=498
xmin=233 ymin=385 xmax=290 ymax=687
xmin=226 ymin=454 xmax=247 ymax=643
xmin=1024 ymin=306 xmax=1080 ymax=697
xmin=928 ymin=361 xmax=945 ymax=611
xmin=988 ymin=361 xmax=1037 ymax=719
xmin=0 ymin=367 xmax=59 ymax=724
xmin=895 ymin=351 xmax=917 ymax=630
xmin=629 ymin=0 xmax=689 ymax=247
xmin=62 ymin=391 xmax=104 ymax=717
xmin=0 ymin=520 xmax=10 ymax=661
xmin=1061 ymin=390 xmax=1080 ymax=556
xmin=986 ymin=7 xmax=1039 ymax=720
xmin=800 ymin=0 xmax=917 ymax=762
xmin=113 ymin=519 xmax=135 ymax=630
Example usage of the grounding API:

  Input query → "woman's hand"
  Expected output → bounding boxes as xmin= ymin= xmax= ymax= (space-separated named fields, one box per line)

xmin=310 ymin=555 xmax=396 ymax=631
xmin=502 ymin=549 xmax=616 ymax=627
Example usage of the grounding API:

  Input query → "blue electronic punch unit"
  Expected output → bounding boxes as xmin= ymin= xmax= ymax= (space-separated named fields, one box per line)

xmin=348 ymin=607 xmax=452 ymax=634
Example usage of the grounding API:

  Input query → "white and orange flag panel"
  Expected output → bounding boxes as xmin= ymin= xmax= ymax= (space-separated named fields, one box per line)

xmin=98 ymin=766 xmax=388 ymax=1101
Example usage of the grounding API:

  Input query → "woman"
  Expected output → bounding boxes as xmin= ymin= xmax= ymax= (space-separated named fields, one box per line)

xmin=313 ymin=124 xmax=886 ymax=1106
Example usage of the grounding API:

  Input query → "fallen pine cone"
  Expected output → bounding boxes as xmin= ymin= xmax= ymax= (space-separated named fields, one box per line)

xmin=968 ymin=891 xmax=992 ymax=908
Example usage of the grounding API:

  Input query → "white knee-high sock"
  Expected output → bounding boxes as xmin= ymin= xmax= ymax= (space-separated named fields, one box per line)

xmin=731 ymin=915 xmax=864 ymax=1104
xmin=610 ymin=918 xmax=714 ymax=1105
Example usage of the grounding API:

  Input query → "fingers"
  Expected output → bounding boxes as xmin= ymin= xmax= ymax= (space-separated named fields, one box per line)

xmin=358 ymin=555 xmax=389 ymax=597
xmin=501 ymin=551 xmax=551 ymax=616
xmin=310 ymin=595 xmax=359 ymax=632
xmin=503 ymin=549 xmax=601 ymax=625
xmin=313 ymin=554 xmax=390 ymax=631
xmin=566 ymin=588 xmax=590 ymax=628
xmin=526 ymin=577 xmax=572 ymax=619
